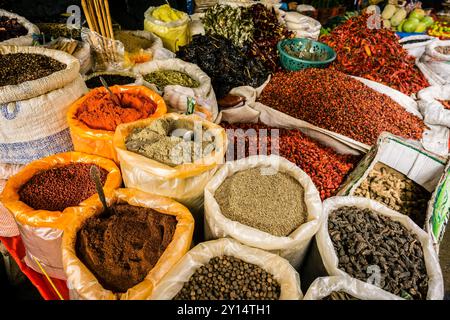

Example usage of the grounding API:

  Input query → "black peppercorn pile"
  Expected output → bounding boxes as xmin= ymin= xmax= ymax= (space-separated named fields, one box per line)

xmin=329 ymin=206 xmax=429 ymax=300
xmin=173 ymin=256 xmax=281 ymax=300
xmin=0 ymin=16 xmax=28 ymax=42
xmin=0 ymin=53 xmax=66 ymax=87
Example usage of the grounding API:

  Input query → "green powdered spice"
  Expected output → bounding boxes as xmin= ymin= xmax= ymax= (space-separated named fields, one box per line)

xmin=126 ymin=118 xmax=215 ymax=167
xmin=115 ymin=31 xmax=153 ymax=53
xmin=144 ymin=70 xmax=199 ymax=90
xmin=215 ymin=168 xmax=307 ymax=237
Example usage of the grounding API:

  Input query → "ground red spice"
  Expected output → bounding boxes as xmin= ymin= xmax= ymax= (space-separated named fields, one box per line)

xmin=258 ymin=68 xmax=426 ymax=146
xmin=222 ymin=122 xmax=361 ymax=200
xmin=321 ymin=14 xmax=428 ymax=96
xmin=19 ymin=163 xmax=108 ymax=212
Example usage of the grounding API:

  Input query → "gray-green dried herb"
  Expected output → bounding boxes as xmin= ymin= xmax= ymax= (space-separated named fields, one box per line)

xmin=144 ymin=70 xmax=199 ymax=91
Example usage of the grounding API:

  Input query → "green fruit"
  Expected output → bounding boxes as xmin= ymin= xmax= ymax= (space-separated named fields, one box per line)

xmin=403 ymin=19 xmax=419 ymax=33
xmin=409 ymin=9 xmax=426 ymax=20
xmin=415 ymin=22 xmax=427 ymax=33
xmin=397 ymin=20 xmax=405 ymax=32
xmin=422 ymin=16 xmax=434 ymax=27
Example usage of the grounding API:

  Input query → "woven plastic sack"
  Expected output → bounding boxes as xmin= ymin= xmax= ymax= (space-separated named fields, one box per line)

xmin=303 ymin=276 xmax=402 ymax=300
xmin=282 ymin=11 xmax=321 ymax=40
xmin=0 ymin=179 xmax=19 ymax=237
xmin=204 ymin=155 xmax=322 ymax=268
xmin=62 ymin=188 xmax=195 ymax=300
xmin=113 ymin=113 xmax=227 ymax=210
xmin=315 ymin=196 xmax=444 ymax=300
xmin=133 ymin=58 xmax=218 ymax=122
xmin=150 ymin=238 xmax=303 ymax=300
xmin=117 ymin=30 xmax=175 ymax=62
xmin=0 ymin=46 xmax=88 ymax=164
xmin=67 ymin=85 xmax=167 ymax=162
xmin=425 ymin=40 xmax=450 ymax=63
xmin=0 ymin=9 xmax=39 ymax=46
xmin=144 ymin=7 xmax=190 ymax=52
xmin=0 ymin=152 xmax=122 ymax=279
xmin=417 ymin=84 xmax=450 ymax=128
xmin=399 ymin=35 xmax=435 ymax=59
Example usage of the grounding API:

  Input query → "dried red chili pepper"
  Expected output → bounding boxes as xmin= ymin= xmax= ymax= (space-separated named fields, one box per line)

xmin=222 ymin=122 xmax=361 ymax=200
xmin=258 ymin=68 xmax=426 ymax=146
xmin=320 ymin=14 xmax=428 ymax=96
xmin=438 ymin=100 xmax=450 ymax=110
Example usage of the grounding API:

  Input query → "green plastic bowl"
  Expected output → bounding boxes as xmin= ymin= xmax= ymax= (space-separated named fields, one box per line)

xmin=278 ymin=38 xmax=336 ymax=71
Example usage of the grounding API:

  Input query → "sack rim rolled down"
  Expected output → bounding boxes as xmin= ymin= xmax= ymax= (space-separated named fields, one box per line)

xmin=0 ymin=9 xmax=40 ymax=46
xmin=0 ymin=152 xmax=122 ymax=229
xmin=316 ymin=196 xmax=444 ymax=300
xmin=67 ymin=85 xmax=167 ymax=161
xmin=0 ymin=45 xmax=81 ymax=104
xmin=62 ymin=188 xmax=195 ymax=300
xmin=113 ymin=113 xmax=227 ymax=179
xmin=204 ymin=154 xmax=323 ymax=252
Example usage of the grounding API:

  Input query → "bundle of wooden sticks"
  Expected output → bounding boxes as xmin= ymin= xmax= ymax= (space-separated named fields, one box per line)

xmin=81 ymin=0 xmax=117 ymax=61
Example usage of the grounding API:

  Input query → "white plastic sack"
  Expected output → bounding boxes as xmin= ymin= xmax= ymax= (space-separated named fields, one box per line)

xmin=117 ymin=30 xmax=175 ymax=61
xmin=0 ymin=179 xmax=19 ymax=237
xmin=0 ymin=46 xmax=88 ymax=164
xmin=316 ymin=196 xmax=444 ymax=300
xmin=399 ymin=35 xmax=435 ymax=59
xmin=133 ymin=58 xmax=218 ymax=121
xmin=0 ymin=164 xmax=23 ymax=180
xmin=281 ymin=11 xmax=321 ymax=40
xmin=425 ymin=40 xmax=450 ymax=62
xmin=0 ymin=9 xmax=39 ymax=46
xmin=150 ymin=238 xmax=303 ymax=300
xmin=416 ymin=40 xmax=450 ymax=87
xmin=73 ymin=41 xmax=92 ymax=75
xmin=417 ymin=84 xmax=450 ymax=128
xmin=204 ymin=155 xmax=322 ymax=268
xmin=303 ymin=276 xmax=402 ymax=300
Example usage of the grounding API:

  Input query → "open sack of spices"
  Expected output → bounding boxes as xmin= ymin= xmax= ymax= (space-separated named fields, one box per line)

xmin=0 ymin=152 xmax=122 ymax=279
xmin=150 ymin=238 xmax=303 ymax=300
xmin=0 ymin=45 xmax=88 ymax=164
xmin=113 ymin=113 xmax=227 ymax=211
xmin=254 ymin=68 xmax=449 ymax=156
xmin=303 ymin=276 xmax=402 ymax=300
xmin=67 ymin=85 xmax=167 ymax=162
xmin=0 ymin=9 xmax=39 ymax=46
xmin=220 ymin=121 xmax=362 ymax=201
xmin=62 ymin=188 xmax=194 ymax=300
xmin=133 ymin=58 xmax=218 ymax=122
xmin=204 ymin=155 xmax=322 ymax=268
xmin=337 ymin=133 xmax=450 ymax=250
xmin=417 ymin=84 xmax=450 ymax=128
xmin=84 ymin=71 xmax=143 ymax=89
xmin=315 ymin=196 xmax=444 ymax=300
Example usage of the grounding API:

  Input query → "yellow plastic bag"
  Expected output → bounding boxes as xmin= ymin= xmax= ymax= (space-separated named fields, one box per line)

xmin=0 ymin=152 xmax=122 ymax=279
xmin=62 ymin=188 xmax=195 ymax=300
xmin=113 ymin=113 xmax=227 ymax=210
xmin=144 ymin=7 xmax=190 ymax=52
xmin=67 ymin=85 xmax=167 ymax=162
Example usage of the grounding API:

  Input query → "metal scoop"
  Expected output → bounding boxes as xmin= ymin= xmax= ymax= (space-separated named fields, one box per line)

xmin=90 ymin=165 xmax=109 ymax=214
xmin=100 ymin=76 xmax=121 ymax=107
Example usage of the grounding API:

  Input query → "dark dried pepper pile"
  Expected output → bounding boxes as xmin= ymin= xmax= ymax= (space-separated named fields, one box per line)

xmin=178 ymin=35 xmax=269 ymax=99
xmin=0 ymin=16 xmax=28 ymax=41
xmin=329 ymin=206 xmax=429 ymax=300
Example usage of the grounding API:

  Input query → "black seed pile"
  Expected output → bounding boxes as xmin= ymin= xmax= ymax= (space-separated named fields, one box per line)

xmin=173 ymin=256 xmax=281 ymax=300
xmin=322 ymin=291 xmax=359 ymax=300
xmin=0 ymin=16 xmax=28 ymax=41
xmin=0 ymin=53 xmax=66 ymax=87
xmin=85 ymin=74 xmax=136 ymax=89
xmin=328 ymin=206 xmax=429 ymax=300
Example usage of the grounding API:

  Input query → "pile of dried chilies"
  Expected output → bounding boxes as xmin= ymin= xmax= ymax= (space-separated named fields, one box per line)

xmin=222 ymin=122 xmax=360 ymax=200
xmin=321 ymin=14 xmax=428 ymax=95
xmin=258 ymin=68 xmax=426 ymax=146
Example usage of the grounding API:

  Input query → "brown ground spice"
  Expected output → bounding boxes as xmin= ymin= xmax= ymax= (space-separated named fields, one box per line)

xmin=76 ymin=204 xmax=177 ymax=293
xmin=19 ymin=163 xmax=107 ymax=212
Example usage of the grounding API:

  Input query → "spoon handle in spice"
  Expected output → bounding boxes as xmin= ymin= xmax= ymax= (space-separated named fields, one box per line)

xmin=99 ymin=76 xmax=122 ymax=106
xmin=90 ymin=165 xmax=109 ymax=213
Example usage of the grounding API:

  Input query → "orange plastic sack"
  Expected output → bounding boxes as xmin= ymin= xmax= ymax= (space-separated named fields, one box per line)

xmin=62 ymin=188 xmax=195 ymax=300
xmin=113 ymin=113 xmax=227 ymax=210
xmin=67 ymin=85 xmax=167 ymax=162
xmin=0 ymin=152 xmax=122 ymax=279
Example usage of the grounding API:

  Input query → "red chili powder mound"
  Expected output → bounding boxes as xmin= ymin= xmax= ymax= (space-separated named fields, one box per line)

xmin=258 ymin=68 xmax=426 ymax=146
xmin=19 ymin=163 xmax=108 ymax=212
xmin=76 ymin=89 xmax=157 ymax=131
xmin=76 ymin=204 xmax=177 ymax=293
xmin=222 ymin=122 xmax=361 ymax=200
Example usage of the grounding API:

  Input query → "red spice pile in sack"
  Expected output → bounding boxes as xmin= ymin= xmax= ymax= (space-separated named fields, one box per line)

xmin=19 ymin=163 xmax=108 ymax=211
xmin=321 ymin=14 xmax=428 ymax=95
xmin=222 ymin=122 xmax=361 ymax=200
xmin=258 ymin=68 xmax=426 ymax=146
